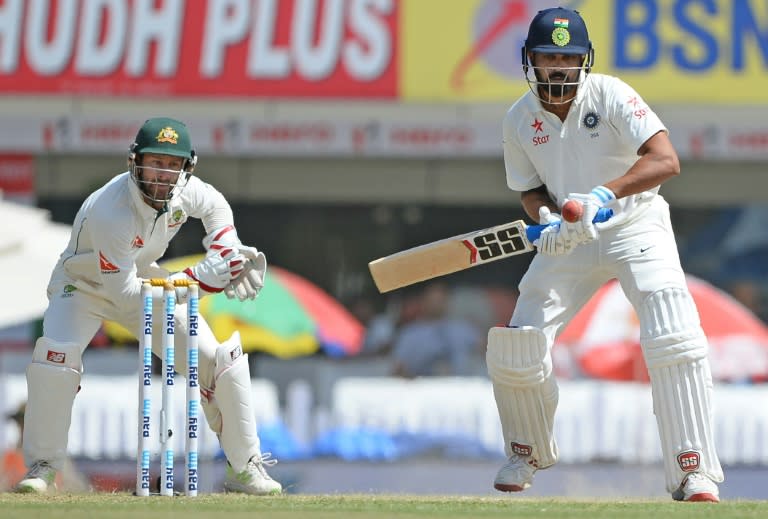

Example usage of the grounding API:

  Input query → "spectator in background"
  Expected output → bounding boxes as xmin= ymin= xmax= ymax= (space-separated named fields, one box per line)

xmin=352 ymin=293 xmax=422 ymax=358
xmin=1 ymin=403 xmax=89 ymax=493
xmin=390 ymin=282 xmax=482 ymax=377
xmin=716 ymin=205 xmax=768 ymax=322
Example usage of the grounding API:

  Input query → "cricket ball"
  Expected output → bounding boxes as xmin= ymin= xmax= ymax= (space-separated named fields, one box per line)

xmin=561 ymin=200 xmax=583 ymax=223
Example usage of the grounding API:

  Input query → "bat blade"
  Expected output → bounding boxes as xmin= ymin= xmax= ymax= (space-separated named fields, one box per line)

xmin=368 ymin=207 xmax=614 ymax=293
xmin=368 ymin=220 xmax=533 ymax=293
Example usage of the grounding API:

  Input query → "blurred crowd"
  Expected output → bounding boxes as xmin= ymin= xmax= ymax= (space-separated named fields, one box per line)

xmin=351 ymin=282 xmax=518 ymax=378
xmin=682 ymin=205 xmax=768 ymax=324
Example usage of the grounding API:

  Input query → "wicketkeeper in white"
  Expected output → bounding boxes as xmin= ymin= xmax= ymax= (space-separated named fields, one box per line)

xmin=488 ymin=7 xmax=724 ymax=502
xmin=16 ymin=117 xmax=281 ymax=495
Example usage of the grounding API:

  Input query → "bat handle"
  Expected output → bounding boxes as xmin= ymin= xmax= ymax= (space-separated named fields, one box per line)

xmin=525 ymin=207 xmax=614 ymax=243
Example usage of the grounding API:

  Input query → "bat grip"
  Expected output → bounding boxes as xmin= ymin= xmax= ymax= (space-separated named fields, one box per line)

xmin=525 ymin=207 xmax=614 ymax=243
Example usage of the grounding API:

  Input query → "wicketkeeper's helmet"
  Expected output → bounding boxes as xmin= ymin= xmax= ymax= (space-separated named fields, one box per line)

xmin=128 ymin=117 xmax=198 ymax=205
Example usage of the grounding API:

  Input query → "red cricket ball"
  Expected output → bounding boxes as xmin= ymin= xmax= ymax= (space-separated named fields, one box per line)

xmin=561 ymin=200 xmax=584 ymax=223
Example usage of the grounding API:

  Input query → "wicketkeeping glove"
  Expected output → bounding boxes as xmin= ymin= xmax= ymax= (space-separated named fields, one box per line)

xmin=202 ymin=224 xmax=239 ymax=251
xmin=566 ymin=186 xmax=616 ymax=243
xmin=225 ymin=248 xmax=267 ymax=301
xmin=184 ymin=247 xmax=245 ymax=293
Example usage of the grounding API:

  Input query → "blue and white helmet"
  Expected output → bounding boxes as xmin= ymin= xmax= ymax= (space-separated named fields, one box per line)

xmin=521 ymin=7 xmax=594 ymax=104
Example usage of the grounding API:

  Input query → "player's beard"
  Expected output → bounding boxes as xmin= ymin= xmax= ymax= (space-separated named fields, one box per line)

xmin=138 ymin=174 xmax=174 ymax=206
xmin=535 ymin=69 xmax=578 ymax=102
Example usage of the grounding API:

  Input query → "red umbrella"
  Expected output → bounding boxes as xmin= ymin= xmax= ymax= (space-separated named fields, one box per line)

xmin=554 ymin=275 xmax=768 ymax=383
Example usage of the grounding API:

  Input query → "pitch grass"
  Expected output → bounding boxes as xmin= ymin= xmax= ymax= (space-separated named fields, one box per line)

xmin=1 ymin=494 xmax=766 ymax=519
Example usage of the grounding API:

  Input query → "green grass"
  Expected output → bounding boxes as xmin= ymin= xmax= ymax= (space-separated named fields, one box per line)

xmin=1 ymin=494 xmax=766 ymax=519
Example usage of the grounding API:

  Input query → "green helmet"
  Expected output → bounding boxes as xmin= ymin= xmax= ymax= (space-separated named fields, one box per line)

xmin=132 ymin=117 xmax=194 ymax=159
xmin=129 ymin=117 xmax=198 ymax=206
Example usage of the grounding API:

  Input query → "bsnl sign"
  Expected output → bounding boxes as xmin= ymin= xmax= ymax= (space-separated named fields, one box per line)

xmin=610 ymin=0 xmax=768 ymax=71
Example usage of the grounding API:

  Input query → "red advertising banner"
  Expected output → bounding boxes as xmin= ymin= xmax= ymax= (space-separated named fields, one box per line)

xmin=0 ymin=153 xmax=35 ymax=203
xmin=0 ymin=0 xmax=398 ymax=98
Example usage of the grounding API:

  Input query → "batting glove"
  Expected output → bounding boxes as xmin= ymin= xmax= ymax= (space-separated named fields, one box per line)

xmin=534 ymin=206 xmax=576 ymax=256
xmin=566 ymin=186 xmax=615 ymax=243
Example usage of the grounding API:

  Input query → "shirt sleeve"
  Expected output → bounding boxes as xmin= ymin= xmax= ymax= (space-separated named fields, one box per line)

xmin=183 ymin=176 xmax=235 ymax=233
xmin=605 ymin=77 xmax=667 ymax=153
xmin=502 ymin=108 xmax=543 ymax=192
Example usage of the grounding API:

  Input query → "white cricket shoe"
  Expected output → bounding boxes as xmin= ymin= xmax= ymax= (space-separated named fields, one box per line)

xmin=672 ymin=473 xmax=720 ymax=503
xmin=223 ymin=453 xmax=282 ymax=495
xmin=15 ymin=461 xmax=57 ymax=494
xmin=493 ymin=454 xmax=540 ymax=492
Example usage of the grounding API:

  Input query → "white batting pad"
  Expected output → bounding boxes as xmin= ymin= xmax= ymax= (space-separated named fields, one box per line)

xmin=23 ymin=339 xmax=82 ymax=471
xmin=639 ymin=288 xmax=724 ymax=492
xmin=486 ymin=326 xmax=558 ymax=467
xmin=210 ymin=332 xmax=262 ymax=472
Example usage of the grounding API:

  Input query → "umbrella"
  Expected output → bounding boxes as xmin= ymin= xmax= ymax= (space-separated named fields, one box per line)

xmin=104 ymin=254 xmax=364 ymax=358
xmin=0 ymin=197 xmax=71 ymax=328
xmin=554 ymin=275 xmax=768 ymax=383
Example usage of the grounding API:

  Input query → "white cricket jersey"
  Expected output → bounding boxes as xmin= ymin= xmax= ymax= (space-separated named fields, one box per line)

xmin=49 ymin=172 xmax=233 ymax=316
xmin=502 ymin=73 xmax=667 ymax=227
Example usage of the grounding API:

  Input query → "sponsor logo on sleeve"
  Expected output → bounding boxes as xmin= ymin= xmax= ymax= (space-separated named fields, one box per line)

xmin=627 ymin=96 xmax=649 ymax=119
xmin=131 ymin=235 xmax=145 ymax=248
xmin=99 ymin=251 xmax=120 ymax=273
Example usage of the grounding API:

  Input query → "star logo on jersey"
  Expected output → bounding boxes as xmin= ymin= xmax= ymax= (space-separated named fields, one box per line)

xmin=99 ymin=251 xmax=120 ymax=274
xmin=531 ymin=118 xmax=544 ymax=133
xmin=131 ymin=235 xmax=144 ymax=248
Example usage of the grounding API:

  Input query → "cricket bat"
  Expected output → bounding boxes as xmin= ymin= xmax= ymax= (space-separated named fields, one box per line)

xmin=368 ymin=208 xmax=613 ymax=293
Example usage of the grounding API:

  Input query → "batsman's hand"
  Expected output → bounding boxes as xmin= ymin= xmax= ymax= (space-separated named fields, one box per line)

xmin=566 ymin=186 xmax=615 ymax=243
xmin=538 ymin=206 xmax=561 ymax=225
xmin=534 ymin=206 xmax=576 ymax=256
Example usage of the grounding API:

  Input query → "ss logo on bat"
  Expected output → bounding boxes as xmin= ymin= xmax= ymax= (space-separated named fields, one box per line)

xmin=473 ymin=226 xmax=527 ymax=261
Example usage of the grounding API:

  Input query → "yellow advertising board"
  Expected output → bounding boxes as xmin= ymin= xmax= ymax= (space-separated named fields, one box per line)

xmin=401 ymin=0 xmax=768 ymax=104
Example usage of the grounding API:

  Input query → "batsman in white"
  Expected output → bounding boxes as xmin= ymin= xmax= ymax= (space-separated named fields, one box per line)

xmin=15 ymin=117 xmax=281 ymax=495
xmin=489 ymin=7 xmax=723 ymax=502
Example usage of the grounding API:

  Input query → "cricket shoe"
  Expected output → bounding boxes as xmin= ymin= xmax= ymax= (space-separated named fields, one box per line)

xmin=224 ymin=453 xmax=282 ymax=495
xmin=672 ymin=473 xmax=720 ymax=503
xmin=493 ymin=454 xmax=540 ymax=492
xmin=15 ymin=460 xmax=57 ymax=494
